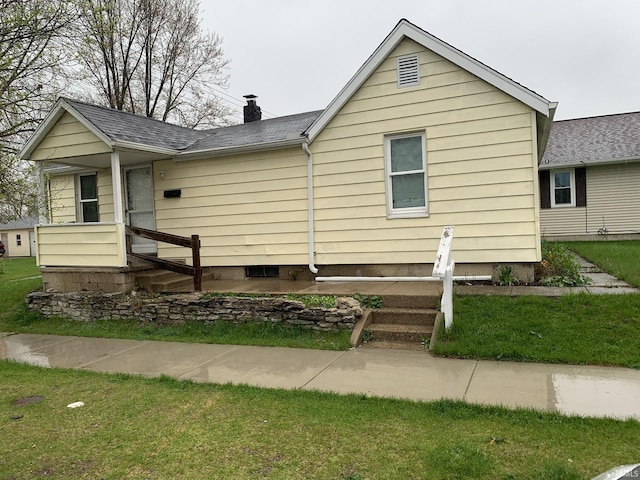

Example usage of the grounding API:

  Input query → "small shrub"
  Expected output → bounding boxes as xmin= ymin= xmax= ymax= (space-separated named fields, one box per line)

xmin=535 ymin=243 xmax=588 ymax=287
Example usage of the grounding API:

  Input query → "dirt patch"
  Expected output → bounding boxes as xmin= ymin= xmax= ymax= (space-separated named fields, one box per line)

xmin=12 ymin=395 xmax=44 ymax=406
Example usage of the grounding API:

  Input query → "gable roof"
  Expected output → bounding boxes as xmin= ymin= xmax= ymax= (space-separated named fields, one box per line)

xmin=21 ymin=19 xmax=555 ymax=163
xmin=305 ymin=18 xmax=553 ymax=142
xmin=540 ymin=111 xmax=640 ymax=169
xmin=20 ymin=98 xmax=320 ymax=161
xmin=0 ymin=217 xmax=38 ymax=231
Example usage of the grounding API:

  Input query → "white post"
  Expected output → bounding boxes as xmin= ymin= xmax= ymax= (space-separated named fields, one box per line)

xmin=110 ymin=151 xmax=126 ymax=265
xmin=443 ymin=259 xmax=454 ymax=329
xmin=433 ymin=225 xmax=455 ymax=329
xmin=36 ymin=163 xmax=48 ymax=225
xmin=110 ymin=151 xmax=123 ymax=224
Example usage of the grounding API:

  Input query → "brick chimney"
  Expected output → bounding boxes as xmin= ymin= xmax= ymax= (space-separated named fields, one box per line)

xmin=243 ymin=94 xmax=262 ymax=123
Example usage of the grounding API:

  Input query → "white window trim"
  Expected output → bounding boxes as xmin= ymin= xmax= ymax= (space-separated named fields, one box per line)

xmin=76 ymin=172 xmax=99 ymax=222
xmin=550 ymin=169 xmax=576 ymax=208
xmin=384 ymin=132 xmax=428 ymax=219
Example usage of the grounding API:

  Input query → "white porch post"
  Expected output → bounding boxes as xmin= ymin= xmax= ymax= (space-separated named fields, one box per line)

xmin=111 ymin=151 xmax=123 ymax=224
xmin=110 ymin=151 xmax=126 ymax=264
xmin=36 ymin=162 xmax=49 ymax=225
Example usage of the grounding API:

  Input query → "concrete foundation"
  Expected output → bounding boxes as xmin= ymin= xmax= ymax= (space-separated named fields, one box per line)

xmin=40 ymin=266 xmax=140 ymax=293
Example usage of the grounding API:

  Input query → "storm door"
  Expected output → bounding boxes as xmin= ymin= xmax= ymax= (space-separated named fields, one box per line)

xmin=124 ymin=166 xmax=156 ymax=254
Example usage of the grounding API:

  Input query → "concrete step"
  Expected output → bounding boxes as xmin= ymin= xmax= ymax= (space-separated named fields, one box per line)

xmin=135 ymin=269 xmax=216 ymax=292
xmin=360 ymin=340 xmax=426 ymax=351
xmin=372 ymin=308 xmax=437 ymax=326
xmin=380 ymin=294 xmax=439 ymax=309
xmin=367 ymin=323 xmax=433 ymax=344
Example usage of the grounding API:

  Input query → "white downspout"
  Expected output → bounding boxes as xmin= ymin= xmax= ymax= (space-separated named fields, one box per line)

xmin=303 ymin=141 xmax=319 ymax=274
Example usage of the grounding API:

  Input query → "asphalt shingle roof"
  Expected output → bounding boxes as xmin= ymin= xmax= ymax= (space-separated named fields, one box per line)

xmin=66 ymin=99 xmax=208 ymax=151
xmin=0 ymin=217 xmax=38 ymax=230
xmin=65 ymin=98 xmax=322 ymax=154
xmin=542 ymin=111 xmax=640 ymax=168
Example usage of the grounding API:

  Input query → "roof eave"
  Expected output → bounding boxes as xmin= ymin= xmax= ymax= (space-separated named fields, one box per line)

xmin=539 ymin=156 xmax=640 ymax=170
xmin=306 ymin=19 xmax=551 ymax=143
xmin=112 ymin=140 xmax=178 ymax=156
xmin=174 ymin=137 xmax=305 ymax=162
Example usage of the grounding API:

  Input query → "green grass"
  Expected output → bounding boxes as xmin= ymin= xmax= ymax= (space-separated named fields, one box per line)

xmin=0 ymin=256 xmax=40 ymax=281
xmin=1 ymin=360 xmax=638 ymax=480
xmin=566 ymin=240 xmax=640 ymax=288
xmin=433 ymin=294 xmax=640 ymax=368
xmin=2 ymin=311 xmax=351 ymax=350
xmin=0 ymin=260 xmax=350 ymax=351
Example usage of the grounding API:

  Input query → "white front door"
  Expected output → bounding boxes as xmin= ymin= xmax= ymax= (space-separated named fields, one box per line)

xmin=125 ymin=166 xmax=156 ymax=254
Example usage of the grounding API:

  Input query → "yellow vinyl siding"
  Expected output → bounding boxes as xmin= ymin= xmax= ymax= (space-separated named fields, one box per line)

xmin=48 ymin=169 xmax=113 ymax=223
xmin=48 ymin=174 xmax=76 ymax=223
xmin=35 ymin=223 xmax=125 ymax=267
xmin=31 ymin=112 xmax=111 ymax=161
xmin=541 ymin=163 xmax=640 ymax=236
xmin=97 ymin=169 xmax=115 ymax=222
xmin=311 ymin=37 xmax=540 ymax=265
xmin=153 ymin=148 xmax=308 ymax=266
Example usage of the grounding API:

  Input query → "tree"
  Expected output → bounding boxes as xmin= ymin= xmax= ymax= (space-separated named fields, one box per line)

xmin=75 ymin=0 xmax=231 ymax=128
xmin=0 ymin=0 xmax=76 ymax=222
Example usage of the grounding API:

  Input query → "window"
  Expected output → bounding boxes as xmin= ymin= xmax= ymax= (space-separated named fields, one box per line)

xmin=16 ymin=234 xmax=21 ymax=246
xmin=78 ymin=173 xmax=99 ymax=222
xmin=385 ymin=132 xmax=428 ymax=218
xmin=397 ymin=54 xmax=420 ymax=88
xmin=551 ymin=169 xmax=575 ymax=207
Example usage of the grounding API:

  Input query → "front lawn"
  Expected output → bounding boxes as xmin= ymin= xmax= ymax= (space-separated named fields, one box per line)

xmin=433 ymin=293 xmax=640 ymax=368
xmin=0 ymin=256 xmax=40 ymax=281
xmin=1 ymin=361 xmax=638 ymax=480
xmin=566 ymin=240 xmax=640 ymax=288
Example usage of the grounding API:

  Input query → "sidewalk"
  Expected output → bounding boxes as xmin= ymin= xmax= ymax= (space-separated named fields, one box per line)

xmin=2 ymin=332 xmax=639 ymax=421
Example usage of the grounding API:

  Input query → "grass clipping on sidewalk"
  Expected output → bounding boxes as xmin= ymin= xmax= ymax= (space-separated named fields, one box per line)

xmin=1 ymin=360 xmax=639 ymax=480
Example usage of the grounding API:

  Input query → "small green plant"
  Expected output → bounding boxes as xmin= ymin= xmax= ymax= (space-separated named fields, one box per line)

xmin=495 ymin=264 xmax=519 ymax=286
xmin=535 ymin=242 xmax=589 ymax=286
xmin=285 ymin=293 xmax=337 ymax=308
xmin=352 ymin=293 xmax=383 ymax=309
xmin=362 ymin=329 xmax=373 ymax=342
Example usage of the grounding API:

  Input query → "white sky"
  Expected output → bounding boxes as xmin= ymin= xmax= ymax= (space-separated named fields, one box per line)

xmin=200 ymin=0 xmax=640 ymax=123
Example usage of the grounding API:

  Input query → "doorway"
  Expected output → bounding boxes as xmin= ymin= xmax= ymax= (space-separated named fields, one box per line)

xmin=124 ymin=166 xmax=157 ymax=254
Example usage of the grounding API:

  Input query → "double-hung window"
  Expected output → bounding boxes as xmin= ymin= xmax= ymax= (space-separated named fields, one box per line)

xmin=385 ymin=132 xmax=428 ymax=218
xmin=551 ymin=169 xmax=575 ymax=207
xmin=78 ymin=173 xmax=99 ymax=222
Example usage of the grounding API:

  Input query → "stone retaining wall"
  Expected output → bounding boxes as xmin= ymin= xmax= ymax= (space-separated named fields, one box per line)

xmin=26 ymin=292 xmax=362 ymax=331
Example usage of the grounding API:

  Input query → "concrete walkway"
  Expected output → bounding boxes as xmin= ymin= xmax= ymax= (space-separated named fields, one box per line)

xmin=2 ymin=332 xmax=639 ymax=421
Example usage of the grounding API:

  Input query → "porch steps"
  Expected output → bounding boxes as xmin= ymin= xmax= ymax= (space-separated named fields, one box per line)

xmin=360 ymin=294 xmax=439 ymax=351
xmin=134 ymin=269 xmax=216 ymax=292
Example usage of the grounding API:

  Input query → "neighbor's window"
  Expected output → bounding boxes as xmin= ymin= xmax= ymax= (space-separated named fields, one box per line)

xmin=551 ymin=169 xmax=575 ymax=207
xmin=16 ymin=234 xmax=21 ymax=246
xmin=78 ymin=173 xmax=99 ymax=222
xmin=385 ymin=132 xmax=428 ymax=218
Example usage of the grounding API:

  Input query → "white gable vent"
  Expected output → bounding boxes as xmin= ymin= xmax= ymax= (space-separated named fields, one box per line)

xmin=397 ymin=54 xmax=420 ymax=88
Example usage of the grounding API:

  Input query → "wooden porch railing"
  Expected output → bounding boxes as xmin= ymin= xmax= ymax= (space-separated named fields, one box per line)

xmin=125 ymin=225 xmax=202 ymax=291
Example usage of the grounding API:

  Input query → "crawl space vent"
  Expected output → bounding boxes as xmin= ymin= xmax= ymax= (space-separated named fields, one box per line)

xmin=397 ymin=54 xmax=420 ymax=88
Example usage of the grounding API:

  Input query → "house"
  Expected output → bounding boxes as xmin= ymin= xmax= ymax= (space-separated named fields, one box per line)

xmin=19 ymin=19 xmax=556 ymax=293
xmin=539 ymin=112 xmax=640 ymax=239
xmin=0 ymin=217 xmax=37 ymax=257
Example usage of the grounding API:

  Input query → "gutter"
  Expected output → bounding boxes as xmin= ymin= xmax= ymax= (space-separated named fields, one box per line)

xmin=302 ymin=141 xmax=318 ymax=274
xmin=175 ymin=137 xmax=305 ymax=161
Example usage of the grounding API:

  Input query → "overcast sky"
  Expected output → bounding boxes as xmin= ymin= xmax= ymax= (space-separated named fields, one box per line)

xmin=200 ymin=0 xmax=640 ymax=123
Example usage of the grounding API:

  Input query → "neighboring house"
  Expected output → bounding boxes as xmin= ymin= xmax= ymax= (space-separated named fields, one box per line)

xmin=20 ymin=19 xmax=556 ymax=292
xmin=539 ymin=112 xmax=640 ymax=239
xmin=0 ymin=217 xmax=38 ymax=257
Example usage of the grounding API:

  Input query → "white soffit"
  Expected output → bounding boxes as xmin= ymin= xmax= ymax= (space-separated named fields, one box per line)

xmin=305 ymin=19 xmax=551 ymax=142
